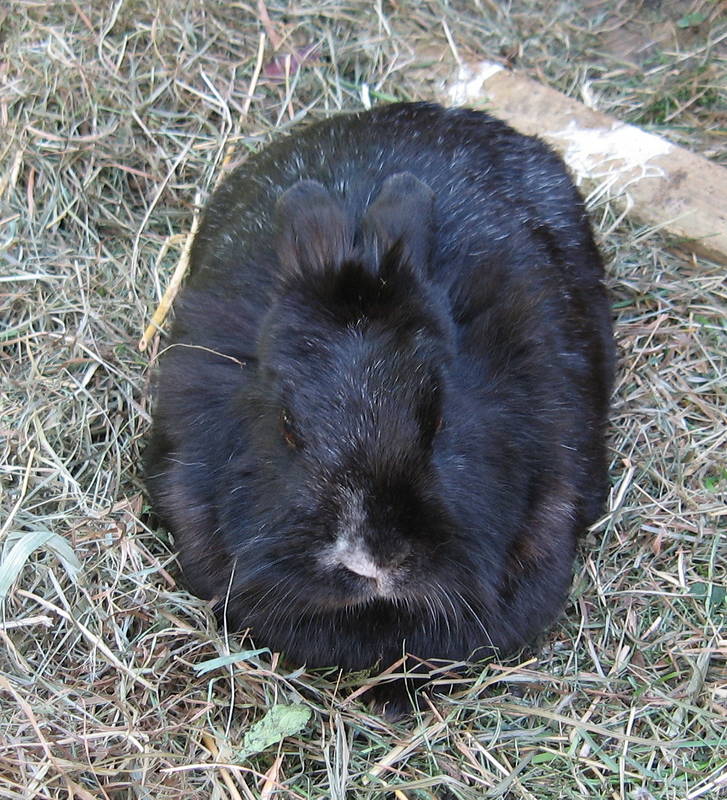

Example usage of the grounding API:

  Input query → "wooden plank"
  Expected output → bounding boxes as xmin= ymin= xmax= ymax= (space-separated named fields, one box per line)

xmin=444 ymin=62 xmax=727 ymax=264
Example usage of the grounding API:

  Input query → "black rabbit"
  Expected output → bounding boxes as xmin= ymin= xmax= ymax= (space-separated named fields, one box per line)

xmin=145 ymin=102 xmax=614 ymax=713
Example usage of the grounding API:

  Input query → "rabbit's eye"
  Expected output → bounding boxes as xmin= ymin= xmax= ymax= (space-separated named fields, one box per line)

xmin=280 ymin=409 xmax=300 ymax=450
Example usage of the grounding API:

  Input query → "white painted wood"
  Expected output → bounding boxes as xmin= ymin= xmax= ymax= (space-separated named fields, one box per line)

xmin=445 ymin=62 xmax=727 ymax=264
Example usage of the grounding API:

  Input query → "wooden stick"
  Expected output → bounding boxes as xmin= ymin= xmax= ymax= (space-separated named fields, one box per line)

xmin=138 ymin=202 xmax=200 ymax=351
xmin=445 ymin=62 xmax=727 ymax=265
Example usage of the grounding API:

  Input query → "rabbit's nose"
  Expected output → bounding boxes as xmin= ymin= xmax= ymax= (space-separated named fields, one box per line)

xmin=341 ymin=549 xmax=381 ymax=579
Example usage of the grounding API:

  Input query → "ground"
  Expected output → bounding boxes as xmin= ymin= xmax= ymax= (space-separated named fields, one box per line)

xmin=1 ymin=1 xmax=725 ymax=798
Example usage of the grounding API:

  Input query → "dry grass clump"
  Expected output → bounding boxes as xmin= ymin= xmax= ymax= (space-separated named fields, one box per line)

xmin=1 ymin=1 xmax=724 ymax=798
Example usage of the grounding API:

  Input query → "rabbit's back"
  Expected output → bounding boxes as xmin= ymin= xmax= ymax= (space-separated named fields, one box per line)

xmin=190 ymin=103 xmax=601 ymax=292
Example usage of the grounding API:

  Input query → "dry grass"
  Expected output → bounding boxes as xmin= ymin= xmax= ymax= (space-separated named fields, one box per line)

xmin=1 ymin=1 xmax=725 ymax=798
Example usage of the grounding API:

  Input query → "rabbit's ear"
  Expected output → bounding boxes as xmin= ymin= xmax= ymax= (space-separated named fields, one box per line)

xmin=360 ymin=172 xmax=435 ymax=272
xmin=275 ymin=180 xmax=351 ymax=277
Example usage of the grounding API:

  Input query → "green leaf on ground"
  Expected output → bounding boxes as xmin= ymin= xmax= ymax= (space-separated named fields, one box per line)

xmin=238 ymin=704 xmax=312 ymax=759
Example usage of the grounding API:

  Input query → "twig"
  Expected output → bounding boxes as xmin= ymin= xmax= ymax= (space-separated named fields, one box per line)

xmin=138 ymin=195 xmax=201 ymax=351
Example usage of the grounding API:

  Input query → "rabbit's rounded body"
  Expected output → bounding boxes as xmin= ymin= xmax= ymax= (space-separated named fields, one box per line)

xmin=146 ymin=103 xmax=614 ymax=698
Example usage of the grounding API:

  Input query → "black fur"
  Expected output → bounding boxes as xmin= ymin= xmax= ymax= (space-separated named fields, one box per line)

xmin=145 ymin=102 xmax=615 ymax=713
